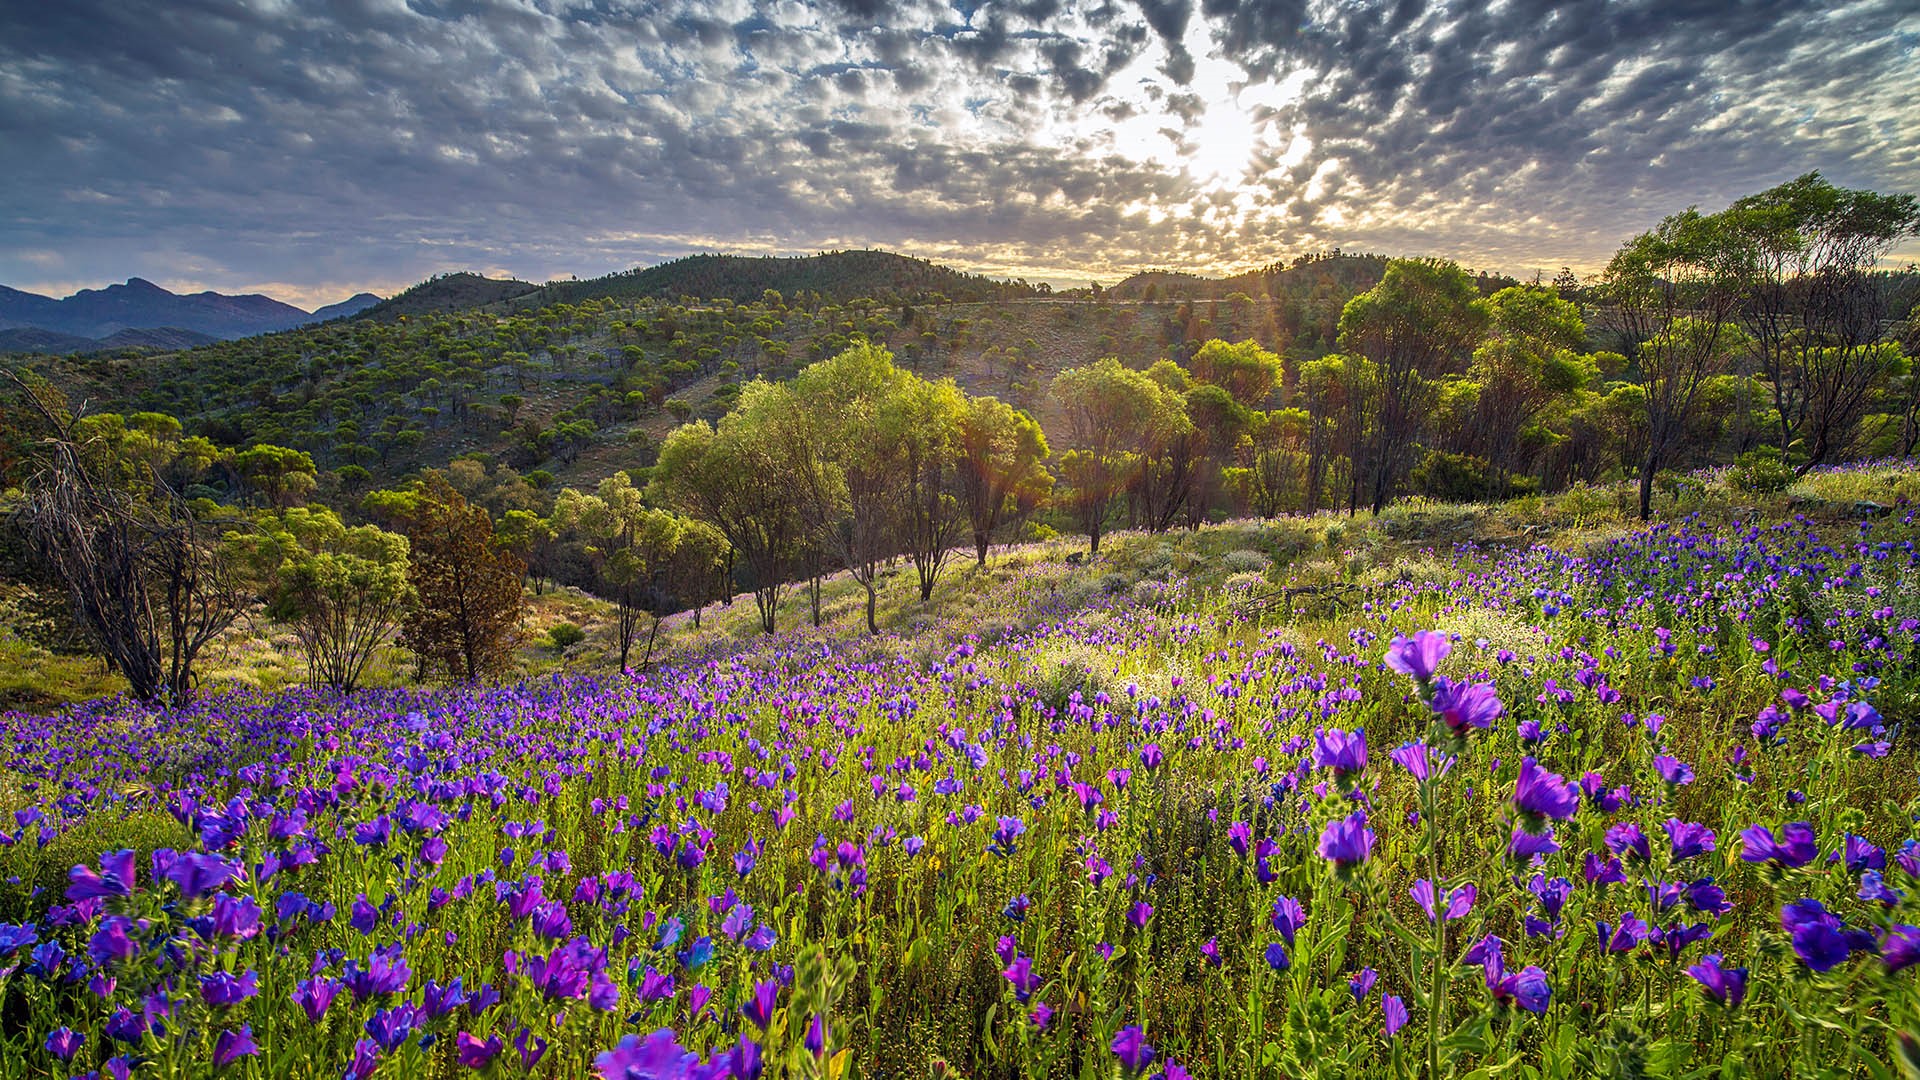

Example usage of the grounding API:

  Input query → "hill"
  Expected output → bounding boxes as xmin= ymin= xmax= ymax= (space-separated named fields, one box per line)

xmin=355 ymin=272 xmax=540 ymax=321
xmin=1106 ymin=252 xmax=1399 ymax=301
xmin=516 ymin=250 xmax=1046 ymax=307
xmin=309 ymin=292 xmax=383 ymax=321
xmin=0 ymin=277 xmax=314 ymax=339
xmin=0 ymin=324 xmax=218 ymax=354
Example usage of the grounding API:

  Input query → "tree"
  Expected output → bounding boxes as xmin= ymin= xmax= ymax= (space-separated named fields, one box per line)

xmin=1188 ymin=338 xmax=1282 ymax=407
xmin=400 ymin=473 xmax=526 ymax=682
xmin=553 ymin=473 xmax=683 ymax=670
xmin=1468 ymin=286 xmax=1594 ymax=482
xmin=1721 ymin=173 xmax=1920 ymax=470
xmin=770 ymin=342 xmax=910 ymax=634
xmin=5 ymin=375 xmax=246 ymax=703
xmin=662 ymin=518 xmax=729 ymax=633
xmin=233 ymin=444 xmax=318 ymax=507
xmin=1050 ymin=358 xmax=1188 ymax=551
xmin=496 ymin=510 xmax=558 ymax=594
xmin=653 ymin=398 xmax=798 ymax=635
xmin=954 ymin=396 xmax=1051 ymax=566
xmin=891 ymin=377 xmax=967 ymax=601
xmin=235 ymin=506 xmax=412 ymax=693
xmin=1602 ymin=209 xmax=1747 ymax=519
xmin=1338 ymin=259 xmax=1489 ymax=514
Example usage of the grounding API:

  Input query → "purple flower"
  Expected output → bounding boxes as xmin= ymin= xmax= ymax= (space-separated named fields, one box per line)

xmin=1791 ymin=921 xmax=1852 ymax=972
xmin=1139 ymin=744 xmax=1164 ymax=770
xmin=457 ymin=1032 xmax=504 ymax=1069
xmin=1111 ymin=1025 xmax=1156 ymax=1075
xmin=1030 ymin=1002 xmax=1053 ymax=1030
xmin=1269 ymin=896 xmax=1306 ymax=945
xmin=596 ymin=1030 xmax=698 ymax=1080
xmin=1740 ymin=823 xmax=1817 ymax=869
xmin=1314 ymin=728 xmax=1367 ymax=777
xmin=1385 ymin=630 xmax=1450 ymax=682
xmin=1843 ymin=834 xmax=1886 ymax=874
xmin=1383 ymin=995 xmax=1408 ymax=1037
xmin=1598 ymin=912 xmax=1648 ymax=953
xmin=67 ymin=849 xmax=137 ymax=902
xmin=45 ymin=1027 xmax=84 ymax=1062
xmin=1664 ymin=819 xmax=1717 ymax=862
xmin=1349 ymin=967 xmax=1378 ymax=1002
xmin=1882 ymin=926 xmax=1920 ymax=974
xmin=1513 ymin=758 xmax=1579 ymax=823
xmin=1128 ymin=901 xmax=1154 ymax=929
xmin=1411 ymin=879 xmax=1477 ymax=921
xmin=293 ymin=976 xmax=339 ymax=1022
xmin=88 ymin=916 xmax=140 ymax=966
xmin=1003 ymin=955 xmax=1040 ymax=1002
xmin=1390 ymin=741 xmax=1452 ymax=781
xmin=1507 ymin=826 xmax=1559 ymax=862
xmin=155 ymin=850 xmax=238 ymax=899
xmin=213 ymin=1027 xmax=258 ymax=1069
xmin=1318 ymin=811 xmax=1374 ymax=870
xmin=988 ymin=817 xmax=1025 ymax=856
xmin=1605 ymin=822 xmax=1652 ymax=862
xmin=1264 ymin=941 xmax=1291 ymax=971
xmin=345 ymin=1039 xmax=380 ymax=1080
xmin=1652 ymin=755 xmax=1694 ymax=787
xmin=1686 ymin=954 xmax=1748 ymax=1007
xmin=365 ymin=1004 xmax=418 ymax=1052
xmin=1430 ymin=678 xmax=1503 ymax=735
xmin=342 ymin=943 xmax=411 ymax=1002
xmin=200 ymin=969 xmax=259 ymax=1008
xmin=1226 ymin=821 xmax=1251 ymax=857
xmin=804 ymin=1013 xmax=828 ymax=1057
xmin=1783 ymin=900 xmax=1853 ymax=972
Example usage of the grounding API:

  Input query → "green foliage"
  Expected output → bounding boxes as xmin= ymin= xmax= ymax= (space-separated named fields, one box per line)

xmin=1729 ymin=445 xmax=1797 ymax=493
xmin=1408 ymin=450 xmax=1537 ymax=502
xmin=229 ymin=505 xmax=413 ymax=692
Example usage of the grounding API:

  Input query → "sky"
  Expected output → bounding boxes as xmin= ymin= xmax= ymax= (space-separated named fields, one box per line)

xmin=2 ymin=0 xmax=1917 ymax=310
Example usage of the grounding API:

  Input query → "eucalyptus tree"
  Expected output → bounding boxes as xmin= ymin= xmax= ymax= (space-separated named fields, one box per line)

xmin=652 ymin=398 xmax=799 ymax=635
xmin=1602 ymin=209 xmax=1749 ymax=519
xmin=954 ymin=395 xmax=1051 ymax=566
xmin=1050 ymin=357 xmax=1189 ymax=553
xmin=1338 ymin=258 xmax=1489 ymax=515
xmin=1721 ymin=173 xmax=1920 ymax=470
xmin=553 ymin=473 xmax=684 ymax=670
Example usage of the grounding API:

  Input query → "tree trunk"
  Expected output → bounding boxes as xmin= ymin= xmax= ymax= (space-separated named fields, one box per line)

xmin=974 ymin=534 xmax=990 ymax=567
xmin=864 ymin=581 xmax=878 ymax=635
xmin=639 ymin=616 xmax=661 ymax=671
xmin=1638 ymin=454 xmax=1657 ymax=521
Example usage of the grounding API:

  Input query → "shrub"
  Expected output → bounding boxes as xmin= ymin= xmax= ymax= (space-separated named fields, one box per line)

xmin=1220 ymin=549 xmax=1272 ymax=575
xmin=545 ymin=622 xmax=586 ymax=651
xmin=1409 ymin=450 xmax=1537 ymax=503
xmin=1730 ymin=446 xmax=1796 ymax=494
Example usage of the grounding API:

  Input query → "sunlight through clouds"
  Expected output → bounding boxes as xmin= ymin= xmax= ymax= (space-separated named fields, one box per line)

xmin=0 ymin=0 xmax=1914 ymax=296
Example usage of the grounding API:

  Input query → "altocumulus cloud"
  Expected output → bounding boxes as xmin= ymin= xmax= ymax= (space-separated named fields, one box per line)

xmin=0 ymin=0 xmax=1915 ymax=304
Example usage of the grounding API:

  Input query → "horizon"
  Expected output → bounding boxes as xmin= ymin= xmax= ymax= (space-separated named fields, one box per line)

xmin=4 ymin=1 xmax=1919 ymax=310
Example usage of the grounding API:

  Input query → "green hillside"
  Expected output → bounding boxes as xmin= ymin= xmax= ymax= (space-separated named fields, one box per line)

xmin=18 ymin=287 xmax=1328 ymax=493
xmin=512 ymin=249 xmax=1047 ymax=307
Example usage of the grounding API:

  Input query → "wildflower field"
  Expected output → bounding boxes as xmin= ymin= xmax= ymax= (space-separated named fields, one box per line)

xmin=4 ymin=497 xmax=1920 ymax=1079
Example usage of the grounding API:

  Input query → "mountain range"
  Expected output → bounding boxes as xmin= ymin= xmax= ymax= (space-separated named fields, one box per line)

xmin=0 ymin=278 xmax=382 ymax=352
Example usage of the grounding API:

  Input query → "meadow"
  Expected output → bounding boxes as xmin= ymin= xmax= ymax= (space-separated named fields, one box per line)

xmin=2 ymin=468 xmax=1918 ymax=1079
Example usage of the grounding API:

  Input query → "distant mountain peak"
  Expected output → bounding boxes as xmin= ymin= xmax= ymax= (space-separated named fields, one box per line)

xmin=0 ymin=276 xmax=356 ymax=343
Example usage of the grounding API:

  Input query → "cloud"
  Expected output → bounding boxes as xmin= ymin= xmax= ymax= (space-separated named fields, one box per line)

xmin=0 ymin=0 xmax=1915 ymax=301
